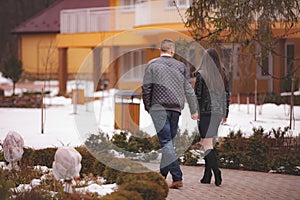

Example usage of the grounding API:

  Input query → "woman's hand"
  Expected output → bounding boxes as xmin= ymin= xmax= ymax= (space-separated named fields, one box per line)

xmin=191 ymin=112 xmax=199 ymax=120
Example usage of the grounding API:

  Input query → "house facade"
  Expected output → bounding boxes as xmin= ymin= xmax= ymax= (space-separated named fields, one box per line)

xmin=13 ymin=0 xmax=300 ymax=97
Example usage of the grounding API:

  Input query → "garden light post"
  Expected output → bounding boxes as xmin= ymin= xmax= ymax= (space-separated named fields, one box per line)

xmin=290 ymin=76 xmax=295 ymax=130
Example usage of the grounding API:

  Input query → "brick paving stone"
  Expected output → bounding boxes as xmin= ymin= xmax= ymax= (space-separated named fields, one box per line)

xmin=142 ymin=163 xmax=300 ymax=200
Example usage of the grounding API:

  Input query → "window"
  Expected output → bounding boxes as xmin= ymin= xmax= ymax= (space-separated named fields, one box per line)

xmin=256 ymin=46 xmax=272 ymax=79
xmin=121 ymin=49 xmax=146 ymax=81
xmin=261 ymin=54 xmax=269 ymax=76
xmin=286 ymin=43 xmax=294 ymax=76
xmin=121 ymin=0 xmax=135 ymax=11
xmin=166 ymin=0 xmax=190 ymax=8
xmin=220 ymin=45 xmax=240 ymax=80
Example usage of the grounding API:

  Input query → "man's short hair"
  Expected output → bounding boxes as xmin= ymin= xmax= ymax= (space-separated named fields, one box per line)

xmin=160 ymin=39 xmax=175 ymax=52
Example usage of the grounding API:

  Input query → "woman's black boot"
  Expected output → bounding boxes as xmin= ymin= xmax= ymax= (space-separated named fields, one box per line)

xmin=200 ymin=156 xmax=212 ymax=184
xmin=206 ymin=149 xmax=222 ymax=186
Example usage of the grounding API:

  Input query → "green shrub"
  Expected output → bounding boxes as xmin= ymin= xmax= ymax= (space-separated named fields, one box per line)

xmin=56 ymin=192 xmax=101 ymax=200
xmin=182 ymin=148 xmax=200 ymax=166
xmin=103 ymin=158 xmax=148 ymax=184
xmin=21 ymin=147 xmax=56 ymax=168
xmin=103 ymin=158 xmax=132 ymax=184
xmin=217 ymin=130 xmax=247 ymax=169
xmin=116 ymin=172 xmax=168 ymax=198
xmin=39 ymin=173 xmax=64 ymax=196
xmin=120 ymin=180 xmax=165 ymax=200
xmin=20 ymin=148 xmax=35 ymax=166
xmin=127 ymin=131 xmax=155 ymax=153
xmin=0 ymin=150 xmax=5 ymax=162
xmin=13 ymin=188 xmax=52 ymax=200
xmin=111 ymin=131 xmax=160 ymax=156
xmin=0 ymin=168 xmax=14 ymax=200
xmin=85 ymin=131 xmax=112 ymax=154
xmin=213 ymin=126 xmax=300 ymax=175
xmin=100 ymin=189 xmax=143 ymax=200
xmin=76 ymin=146 xmax=106 ymax=177
xmin=243 ymin=128 xmax=269 ymax=172
xmin=2 ymin=164 xmax=44 ymax=187
xmin=269 ymin=153 xmax=300 ymax=175
xmin=111 ymin=131 xmax=128 ymax=150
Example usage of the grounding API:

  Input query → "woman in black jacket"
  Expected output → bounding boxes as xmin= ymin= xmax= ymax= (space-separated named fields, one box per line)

xmin=194 ymin=48 xmax=230 ymax=186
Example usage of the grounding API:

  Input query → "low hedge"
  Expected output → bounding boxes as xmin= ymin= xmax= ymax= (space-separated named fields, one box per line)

xmin=120 ymin=180 xmax=166 ymax=200
xmin=100 ymin=189 xmax=143 ymax=200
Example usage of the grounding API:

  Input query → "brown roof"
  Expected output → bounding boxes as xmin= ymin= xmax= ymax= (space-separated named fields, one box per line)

xmin=12 ymin=0 xmax=110 ymax=34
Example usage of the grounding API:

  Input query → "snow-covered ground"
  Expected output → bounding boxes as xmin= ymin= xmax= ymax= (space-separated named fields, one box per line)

xmin=1 ymin=92 xmax=299 ymax=149
xmin=0 ymin=78 xmax=299 ymax=149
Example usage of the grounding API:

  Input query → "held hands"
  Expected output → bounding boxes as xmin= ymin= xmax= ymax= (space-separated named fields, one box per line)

xmin=221 ymin=118 xmax=227 ymax=125
xmin=191 ymin=112 xmax=199 ymax=120
xmin=191 ymin=113 xmax=227 ymax=124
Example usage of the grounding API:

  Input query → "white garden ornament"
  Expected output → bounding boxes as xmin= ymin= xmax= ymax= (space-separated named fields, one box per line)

xmin=3 ymin=131 xmax=24 ymax=170
xmin=52 ymin=147 xmax=82 ymax=193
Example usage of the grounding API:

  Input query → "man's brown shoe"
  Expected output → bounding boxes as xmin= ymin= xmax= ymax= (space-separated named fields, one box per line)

xmin=169 ymin=180 xmax=183 ymax=189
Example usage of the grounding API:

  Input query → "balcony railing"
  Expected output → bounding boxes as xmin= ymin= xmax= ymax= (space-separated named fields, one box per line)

xmin=60 ymin=2 xmax=188 ymax=34
xmin=60 ymin=7 xmax=135 ymax=33
xmin=135 ymin=1 xmax=187 ymax=26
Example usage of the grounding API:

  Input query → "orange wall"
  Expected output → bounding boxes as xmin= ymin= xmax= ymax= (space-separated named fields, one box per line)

xmin=20 ymin=34 xmax=58 ymax=75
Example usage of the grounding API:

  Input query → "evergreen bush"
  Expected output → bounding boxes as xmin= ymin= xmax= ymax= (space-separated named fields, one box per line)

xmin=103 ymin=158 xmax=148 ymax=184
xmin=182 ymin=148 xmax=200 ymax=166
xmin=76 ymin=146 xmax=106 ymax=177
xmin=13 ymin=188 xmax=52 ymax=200
xmin=116 ymin=172 xmax=168 ymax=198
xmin=0 ymin=168 xmax=14 ymax=200
xmin=100 ymin=189 xmax=143 ymax=200
xmin=120 ymin=180 xmax=165 ymax=200
xmin=216 ymin=130 xmax=247 ymax=169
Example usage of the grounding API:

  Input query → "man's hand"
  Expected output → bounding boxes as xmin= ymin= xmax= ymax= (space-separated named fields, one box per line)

xmin=221 ymin=118 xmax=227 ymax=125
xmin=191 ymin=112 xmax=198 ymax=120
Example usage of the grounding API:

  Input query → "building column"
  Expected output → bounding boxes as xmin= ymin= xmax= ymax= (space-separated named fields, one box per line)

xmin=93 ymin=47 xmax=101 ymax=91
xmin=273 ymin=39 xmax=285 ymax=93
xmin=58 ymin=48 xmax=67 ymax=95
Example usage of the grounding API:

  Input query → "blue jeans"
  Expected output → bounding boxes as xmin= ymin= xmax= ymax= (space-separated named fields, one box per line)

xmin=150 ymin=110 xmax=182 ymax=181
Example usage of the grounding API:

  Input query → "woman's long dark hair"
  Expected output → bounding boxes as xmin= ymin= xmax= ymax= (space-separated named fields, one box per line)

xmin=196 ymin=48 xmax=227 ymax=93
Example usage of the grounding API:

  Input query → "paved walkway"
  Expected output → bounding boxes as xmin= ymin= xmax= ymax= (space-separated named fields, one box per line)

xmin=143 ymin=163 xmax=300 ymax=200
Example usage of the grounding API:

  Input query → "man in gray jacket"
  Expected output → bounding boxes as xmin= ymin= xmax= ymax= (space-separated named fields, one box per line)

xmin=142 ymin=39 xmax=198 ymax=189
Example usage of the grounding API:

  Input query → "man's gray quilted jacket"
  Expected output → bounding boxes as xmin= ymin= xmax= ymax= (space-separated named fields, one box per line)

xmin=142 ymin=56 xmax=197 ymax=115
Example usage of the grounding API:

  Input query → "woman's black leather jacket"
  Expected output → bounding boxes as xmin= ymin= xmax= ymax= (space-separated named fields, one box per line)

xmin=194 ymin=72 xmax=230 ymax=118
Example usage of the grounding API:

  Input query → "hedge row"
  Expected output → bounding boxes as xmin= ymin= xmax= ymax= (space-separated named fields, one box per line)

xmin=184 ymin=127 xmax=300 ymax=175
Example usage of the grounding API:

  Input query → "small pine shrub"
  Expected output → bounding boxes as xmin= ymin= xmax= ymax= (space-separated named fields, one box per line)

xmin=85 ymin=131 xmax=113 ymax=154
xmin=182 ymin=147 xmax=201 ymax=166
xmin=127 ymin=131 xmax=155 ymax=153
